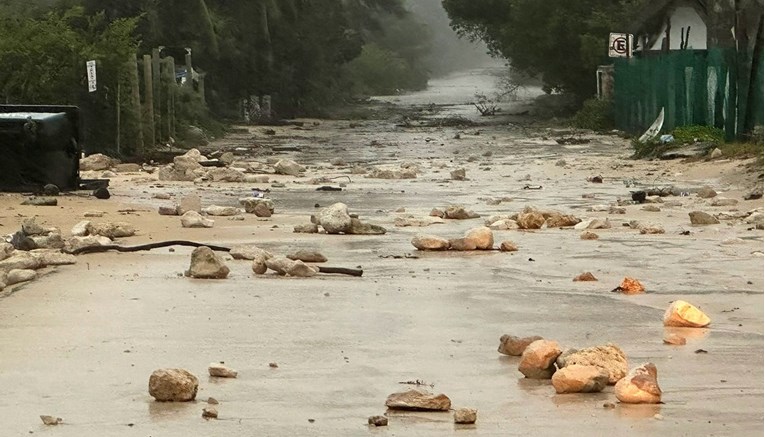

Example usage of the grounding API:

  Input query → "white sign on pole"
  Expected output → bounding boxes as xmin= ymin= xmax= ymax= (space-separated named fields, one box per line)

xmin=86 ymin=60 xmax=97 ymax=92
xmin=608 ymin=33 xmax=633 ymax=58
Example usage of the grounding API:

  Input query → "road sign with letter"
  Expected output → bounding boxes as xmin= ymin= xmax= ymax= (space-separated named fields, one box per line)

xmin=608 ymin=33 xmax=633 ymax=58
xmin=86 ymin=60 xmax=97 ymax=92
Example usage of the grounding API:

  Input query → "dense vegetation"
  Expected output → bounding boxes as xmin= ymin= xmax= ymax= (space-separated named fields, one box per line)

xmin=441 ymin=0 xmax=649 ymax=100
xmin=0 ymin=0 xmax=434 ymax=154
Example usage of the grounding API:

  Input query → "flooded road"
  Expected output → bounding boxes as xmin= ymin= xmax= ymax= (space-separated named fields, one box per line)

xmin=0 ymin=67 xmax=762 ymax=436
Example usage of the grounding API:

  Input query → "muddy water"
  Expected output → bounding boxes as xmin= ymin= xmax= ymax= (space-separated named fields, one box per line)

xmin=0 ymin=68 xmax=762 ymax=436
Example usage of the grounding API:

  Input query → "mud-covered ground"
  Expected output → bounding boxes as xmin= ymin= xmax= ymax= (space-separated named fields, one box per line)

xmin=0 ymin=69 xmax=762 ymax=436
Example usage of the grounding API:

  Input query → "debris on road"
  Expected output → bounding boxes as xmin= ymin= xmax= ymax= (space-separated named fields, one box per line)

xmin=148 ymin=368 xmax=199 ymax=402
xmin=573 ymin=272 xmax=598 ymax=282
xmin=40 ymin=415 xmax=63 ymax=426
xmin=611 ymin=277 xmax=645 ymax=295
xmin=208 ymin=362 xmax=238 ymax=378
xmin=498 ymin=335 xmax=543 ymax=356
xmin=614 ymin=363 xmax=662 ymax=404
xmin=556 ymin=344 xmax=628 ymax=385
xmin=454 ymin=408 xmax=478 ymax=424
xmin=663 ymin=300 xmax=711 ymax=328
xmin=551 ymin=364 xmax=609 ymax=394
xmin=385 ymin=389 xmax=451 ymax=411
xmin=663 ymin=334 xmax=687 ymax=345
xmin=186 ymin=246 xmax=230 ymax=279
xmin=518 ymin=339 xmax=561 ymax=379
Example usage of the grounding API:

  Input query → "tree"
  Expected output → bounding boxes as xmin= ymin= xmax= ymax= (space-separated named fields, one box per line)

xmin=442 ymin=0 xmax=649 ymax=99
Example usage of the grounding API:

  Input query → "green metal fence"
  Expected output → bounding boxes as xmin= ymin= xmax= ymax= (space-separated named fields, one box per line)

xmin=614 ymin=48 xmax=763 ymax=140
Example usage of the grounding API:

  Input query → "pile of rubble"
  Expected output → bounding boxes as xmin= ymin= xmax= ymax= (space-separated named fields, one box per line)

xmin=294 ymin=203 xmax=387 ymax=235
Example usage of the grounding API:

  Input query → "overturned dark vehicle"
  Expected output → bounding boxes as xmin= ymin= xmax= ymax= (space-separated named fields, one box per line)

xmin=0 ymin=105 xmax=81 ymax=192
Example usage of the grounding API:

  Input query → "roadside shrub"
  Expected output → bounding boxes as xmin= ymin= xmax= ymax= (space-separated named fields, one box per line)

xmin=571 ymin=98 xmax=614 ymax=131
xmin=671 ymin=125 xmax=725 ymax=145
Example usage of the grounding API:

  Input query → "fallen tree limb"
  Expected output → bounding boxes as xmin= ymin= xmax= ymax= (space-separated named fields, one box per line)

xmin=69 ymin=240 xmax=364 ymax=277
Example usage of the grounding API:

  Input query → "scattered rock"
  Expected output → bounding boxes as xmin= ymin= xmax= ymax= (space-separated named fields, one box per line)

xmin=578 ymin=218 xmax=611 ymax=230
xmin=412 ymin=235 xmax=450 ymax=251
xmin=251 ymin=255 xmax=269 ymax=275
xmin=710 ymin=197 xmax=738 ymax=206
xmin=181 ymin=211 xmax=215 ymax=228
xmin=573 ymin=272 xmax=598 ymax=282
xmin=609 ymin=206 xmax=626 ymax=214
xmin=207 ymin=166 xmax=245 ymax=182
xmin=454 ymin=408 xmax=477 ymax=424
xmin=614 ymin=277 xmax=645 ymax=295
xmin=488 ymin=219 xmax=519 ymax=230
xmin=208 ymin=363 xmax=238 ymax=378
xmin=642 ymin=205 xmax=661 ymax=212
xmin=551 ymin=364 xmax=610 ymax=394
xmin=394 ymin=216 xmax=445 ymax=227
xmin=499 ymin=241 xmax=519 ymax=252
xmin=5 ymin=269 xmax=37 ymax=285
xmin=230 ymin=245 xmax=272 ymax=261
xmin=294 ymin=223 xmax=319 ymax=234
xmin=148 ymin=368 xmax=199 ymax=402
xmin=274 ymin=159 xmax=305 ymax=176
xmin=159 ymin=206 xmax=179 ymax=216
xmin=93 ymin=187 xmax=111 ymax=199
xmin=347 ymin=218 xmax=387 ymax=235
xmin=463 ymin=227 xmax=494 ymax=250
xmin=518 ymin=339 xmax=561 ymax=379
xmin=207 ymin=397 xmax=219 ymax=404
xmin=448 ymin=238 xmax=477 ymax=251
xmin=84 ymin=211 xmax=105 ymax=218
xmin=663 ymin=334 xmax=687 ymax=345
xmin=265 ymin=257 xmax=296 ymax=276
xmin=697 ymin=186 xmax=718 ymax=198
xmin=517 ymin=211 xmax=546 ymax=229
xmin=450 ymin=168 xmax=466 ymax=181
xmin=40 ymin=415 xmax=63 ymax=426
xmin=689 ymin=211 xmax=720 ymax=225
xmin=615 ymin=363 xmax=662 ymax=404
xmin=187 ymin=246 xmax=229 ymax=279
xmin=286 ymin=260 xmax=319 ymax=278
xmin=580 ymin=231 xmax=599 ymax=240
xmin=287 ymin=250 xmax=327 ymax=263
xmin=385 ymin=389 xmax=451 ymax=411
xmin=709 ymin=148 xmax=723 ymax=159
xmin=252 ymin=202 xmax=273 ymax=218
xmin=21 ymin=197 xmax=57 ymax=206
xmin=317 ymin=203 xmax=353 ymax=234
xmin=546 ymin=213 xmax=581 ymax=228
xmin=368 ymin=415 xmax=388 ymax=427
xmin=203 ymin=206 xmax=240 ymax=216
xmin=87 ymin=222 xmax=136 ymax=239
xmin=663 ymin=300 xmax=711 ymax=328
xmin=444 ymin=206 xmax=479 ymax=220
xmin=29 ymin=233 xmax=64 ymax=250
xmin=498 ymin=335 xmax=543 ymax=356
xmin=22 ymin=218 xmax=57 ymax=236
xmin=556 ymin=344 xmax=628 ymax=385
xmin=42 ymin=184 xmax=60 ymax=196
xmin=202 ymin=407 xmax=218 ymax=419
xmin=80 ymin=153 xmax=114 ymax=171
xmin=71 ymin=220 xmax=90 ymax=237
xmin=639 ymin=225 xmax=665 ymax=234
xmin=63 ymin=235 xmax=111 ymax=253
xmin=430 ymin=208 xmax=445 ymax=218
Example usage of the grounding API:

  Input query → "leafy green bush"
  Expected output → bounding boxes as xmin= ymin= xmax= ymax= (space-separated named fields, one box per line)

xmin=343 ymin=43 xmax=428 ymax=96
xmin=571 ymin=98 xmax=614 ymax=131
xmin=671 ymin=125 xmax=725 ymax=145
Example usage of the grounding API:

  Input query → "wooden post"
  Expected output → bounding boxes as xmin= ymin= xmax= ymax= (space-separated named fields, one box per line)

xmin=143 ymin=54 xmax=155 ymax=147
xmin=162 ymin=58 xmax=172 ymax=142
xmin=116 ymin=82 xmax=121 ymax=155
xmin=129 ymin=54 xmax=144 ymax=156
xmin=167 ymin=56 xmax=176 ymax=139
xmin=152 ymin=48 xmax=161 ymax=141
xmin=185 ymin=49 xmax=193 ymax=88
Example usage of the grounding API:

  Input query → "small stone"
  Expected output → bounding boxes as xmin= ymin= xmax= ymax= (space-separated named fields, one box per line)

xmin=551 ymin=364 xmax=610 ymax=393
xmin=93 ymin=187 xmax=111 ymax=199
xmin=42 ymin=184 xmax=60 ymax=196
xmin=518 ymin=340 xmax=561 ymax=379
xmin=642 ymin=205 xmax=661 ymax=212
xmin=84 ymin=211 xmax=105 ymax=218
xmin=207 ymin=397 xmax=219 ymax=404
xmin=286 ymin=260 xmax=319 ymax=278
xmin=87 ymin=222 xmax=136 ymax=238
xmin=80 ymin=153 xmax=114 ymax=171
xmin=603 ymin=402 xmax=616 ymax=409
xmin=556 ymin=344 xmax=628 ymax=385
xmin=639 ymin=225 xmax=665 ymax=234
xmin=450 ymin=168 xmax=466 ymax=181
xmin=463 ymin=227 xmax=494 ymax=250
xmin=287 ymin=250 xmax=327 ymax=263
xmin=499 ymin=241 xmax=519 ymax=252
xmin=654 ymin=413 xmax=664 ymax=420
xmin=22 ymin=218 xmax=56 ymax=236
xmin=274 ymin=159 xmax=305 ymax=176
xmin=573 ymin=272 xmax=598 ymax=282
xmin=709 ymin=148 xmax=723 ymax=158
xmin=517 ymin=211 xmax=545 ymax=229
xmin=663 ymin=334 xmax=687 ymax=345
xmin=317 ymin=203 xmax=352 ymax=234
xmin=230 ymin=245 xmax=272 ymax=261
xmin=609 ymin=207 xmax=627 ymax=214
xmin=208 ymin=363 xmax=238 ymax=378
xmin=21 ymin=197 xmax=57 ymax=206
xmin=710 ymin=197 xmax=738 ymax=206
xmin=697 ymin=186 xmax=718 ymax=198
xmin=615 ymin=277 xmax=645 ymax=294
xmin=148 ymin=368 xmax=199 ymax=402
xmin=385 ymin=389 xmax=451 ymax=411
xmin=294 ymin=223 xmax=319 ymax=234
xmin=252 ymin=255 xmax=269 ymax=275
xmin=580 ymin=231 xmax=599 ymax=240
xmin=202 ymin=407 xmax=218 ymax=419
xmin=187 ymin=246 xmax=229 ymax=279
xmin=181 ymin=211 xmax=215 ymax=228
xmin=689 ymin=211 xmax=720 ymax=225
xmin=253 ymin=202 xmax=272 ymax=218
xmin=430 ymin=208 xmax=445 ymax=218
xmin=498 ymin=335 xmax=543 ymax=356
xmin=663 ymin=300 xmax=711 ymax=328
xmin=158 ymin=206 xmax=177 ymax=216
xmin=71 ymin=221 xmax=90 ymax=237
xmin=444 ymin=206 xmax=479 ymax=220
xmin=615 ymin=363 xmax=662 ymax=404
xmin=5 ymin=269 xmax=37 ymax=285
xmin=265 ymin=257 xmax=296 ymax=276
xmin=412 ymin=235 xmax=450 ymax=251
xmin=203 ymin=206 xmax=240 ymax=217
xmin=154 ymin=193 xmax=172 ymax=200
xmin=453 ymin=408 xmax=478 ymax=424
xmin=40 ymin=415 xmax=62 ymax=426
xmin=269 ymin=362 xmax=279 ymax=368
xmin=115 ymin=163 xmax=141 ymax=173
xmin=240 ymin=197 xmax=275 ymax=215
xmin=546 ymin=213 xmax=581 ymax=228
xmin=555 ymin=159 xmax=567 ymax=167
xmin=368 ymin=415 xmax=388 ymax=427
xmin=347 ymin=218 xmax=387 ymax=235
